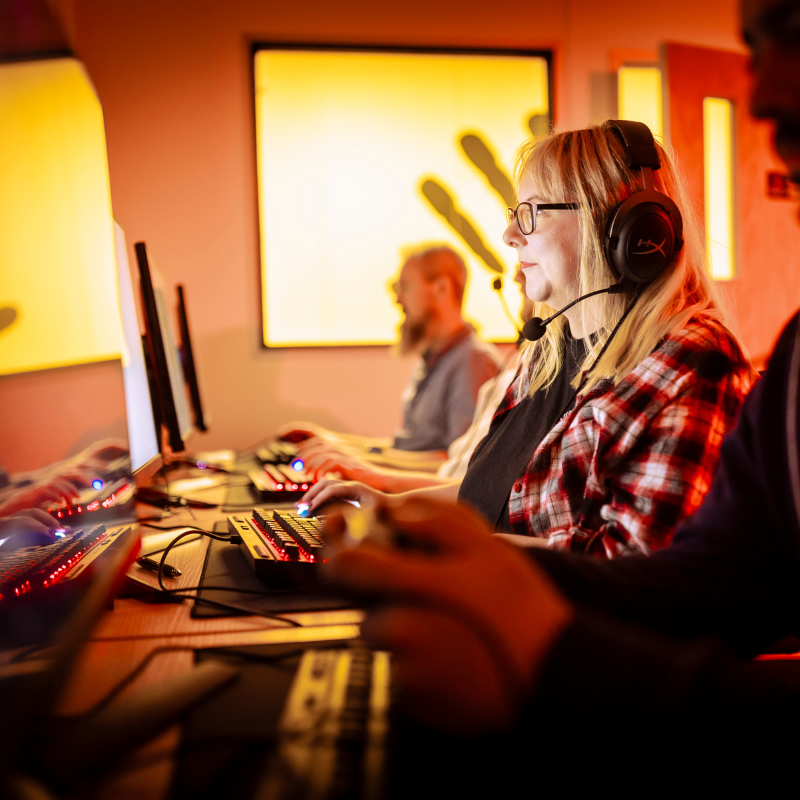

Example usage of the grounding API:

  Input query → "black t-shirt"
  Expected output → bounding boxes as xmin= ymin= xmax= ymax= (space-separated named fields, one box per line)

xmin=458 ymin=336 xmax=587 ymax=532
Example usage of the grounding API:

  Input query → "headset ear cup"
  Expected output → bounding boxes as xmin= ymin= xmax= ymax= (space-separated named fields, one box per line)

xmin=605 ymin=190 xmax=683 ymax=284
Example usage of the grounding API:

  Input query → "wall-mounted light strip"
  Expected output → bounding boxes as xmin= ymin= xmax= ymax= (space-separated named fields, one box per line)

xmin=703 ymin=97 xmax=736 ymax=280
xmin=617 ymin=66 xmax=663 ymax=143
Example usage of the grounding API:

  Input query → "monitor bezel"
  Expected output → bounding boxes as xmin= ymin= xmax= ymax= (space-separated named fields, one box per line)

xmin=176 ymin=284 xmax=207 ymax=433
xmin=134 ymin=241 xmax=185 ymax=454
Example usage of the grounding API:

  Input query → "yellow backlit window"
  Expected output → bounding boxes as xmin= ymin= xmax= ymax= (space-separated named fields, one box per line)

xmin=703 ymin=97 xmax=736 ymax=281
xmin=617 ymin=66 xmax=663 ymax=143
xmin=254 ymin=48 xmax=551 ymax=347
xmin=0 ymin=58 xmax=121 ymax=376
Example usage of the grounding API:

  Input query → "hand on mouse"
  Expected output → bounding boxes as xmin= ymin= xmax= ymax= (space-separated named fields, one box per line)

xmin=0 ymin=509 xmax=66 ymax=551
xmin=322 ymin=497 xmax=574 ymax=734
xmin=298 ymin=479 xmax=387 ymax=516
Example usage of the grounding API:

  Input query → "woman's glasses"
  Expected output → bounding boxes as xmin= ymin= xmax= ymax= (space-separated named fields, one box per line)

xmin=506 ymin=202 xmax=579 ymax=235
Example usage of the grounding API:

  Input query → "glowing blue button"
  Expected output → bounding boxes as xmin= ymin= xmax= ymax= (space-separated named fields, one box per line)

xmin=92 ymin=479 xmax=104 ymax=490
xmin=291 ymin=458 xmax=305 ymax=472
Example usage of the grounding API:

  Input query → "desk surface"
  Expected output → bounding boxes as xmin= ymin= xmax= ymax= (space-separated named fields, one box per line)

xmin=58 ymin=489 xmax=363 ymax=799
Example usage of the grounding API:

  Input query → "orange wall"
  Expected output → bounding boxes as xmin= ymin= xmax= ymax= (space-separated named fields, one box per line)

xmin=50 ymin=0 xmax=750 ymax=452
xmin=0 ymin=360 xmax=128 ymax=473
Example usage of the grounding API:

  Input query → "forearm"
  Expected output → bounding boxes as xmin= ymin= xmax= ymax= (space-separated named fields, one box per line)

xmin=365 ymin=466 xmax=456 ymax=494
xmin=363 ymin=448 xmax=448 ymax=473
xmin=324 ymin=431 xmax=393 ymax=451
xmin=395 ymin=480 xmax=461 ymax=503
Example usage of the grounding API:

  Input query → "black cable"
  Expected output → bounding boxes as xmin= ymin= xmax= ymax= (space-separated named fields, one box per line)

xmin=47 ymin=645 xmax=196 ymax=721
xmin=140 ymin=522 xmax=216 ymax=532
xmin=140 ymin=525 xmax=320 ymax=589
xmin=140 ymin=533 xmax=204 ymax=559
xmin=45 ymin=642 xmax=345 ymax=724
xmin=582 ymin=284 xmax=642 ymax=385
xmin=155 ymin=530 xmax=303 ymax=625
xmin=552 ymin=285 xmax=643 ymax=423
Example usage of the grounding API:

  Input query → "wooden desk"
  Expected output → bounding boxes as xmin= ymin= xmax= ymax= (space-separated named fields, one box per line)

xmin=57 ymin=496 xmax=363 ymax=799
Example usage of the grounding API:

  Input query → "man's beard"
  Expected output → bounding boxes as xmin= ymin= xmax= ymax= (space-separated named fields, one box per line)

xmin=394 ymin=311 xmax=433 ymax=357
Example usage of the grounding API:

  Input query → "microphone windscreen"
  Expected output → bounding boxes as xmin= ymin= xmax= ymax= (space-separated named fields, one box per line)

xmin=522 ymin=317 xmax=547 ymax=342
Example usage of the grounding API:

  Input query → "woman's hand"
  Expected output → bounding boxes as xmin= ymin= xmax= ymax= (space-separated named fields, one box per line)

xmin=299 ymin=479 xmax=386 ymax=515
xmin=323 ymin=497 xmax=574 ymax=734
xmin=297 ymin=441 xmax=377 ymax=483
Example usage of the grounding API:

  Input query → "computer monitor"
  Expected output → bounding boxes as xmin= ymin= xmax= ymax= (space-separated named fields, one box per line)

xmin=114 ymin=223 xmax=161 ymax=484
xmin=176 ymin=284 xmax=208 ymax=433
xmin=134 ymin=241 xmax=193 ymax=454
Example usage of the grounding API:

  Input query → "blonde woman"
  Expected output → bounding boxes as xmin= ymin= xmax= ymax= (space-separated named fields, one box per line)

xmin=303 ymin=121 xmax=755 ymax=557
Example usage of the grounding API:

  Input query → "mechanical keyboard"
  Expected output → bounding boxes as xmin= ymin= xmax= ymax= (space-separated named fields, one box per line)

xmin=247 ymin=463 xmax=312 ymax=495
xmin=267 ymin=645 xmax=390 ymax=798
xmin=0 ymin=524 xmax=132 ymax=601
xmin=227 ymin=508 xmax=326 ymax=584
xmin=47 ymin=478 xmax=135 ymax=522
xmin=256 ymin=441 xmax=302 ymax=466
xmin=249 ymin=441 xmax=315 ymax=499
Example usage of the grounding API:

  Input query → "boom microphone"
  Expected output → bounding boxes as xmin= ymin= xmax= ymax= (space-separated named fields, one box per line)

xmin=522 ymin=280 xmax=631 ymax=342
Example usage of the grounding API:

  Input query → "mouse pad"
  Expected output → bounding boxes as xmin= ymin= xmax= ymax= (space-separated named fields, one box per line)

xmin=190 ymin=525 xmax=351 ymax=618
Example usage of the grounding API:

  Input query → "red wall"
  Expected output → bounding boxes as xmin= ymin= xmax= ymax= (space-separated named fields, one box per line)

xmin=48 ymin=0 xmax=757 ymax=451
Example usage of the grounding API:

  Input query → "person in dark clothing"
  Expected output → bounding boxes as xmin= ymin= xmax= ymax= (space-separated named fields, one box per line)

xmin=323 ymin=0 xmax=800 ymax=768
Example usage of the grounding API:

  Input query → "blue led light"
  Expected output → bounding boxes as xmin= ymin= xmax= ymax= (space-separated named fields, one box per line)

xmin=291 ymin=458 xmax=305 ymax=471
xmin=297 ymin=503 xmax=310 ymax=517
xmin=92 ymin=479 xmax=104 ymax=490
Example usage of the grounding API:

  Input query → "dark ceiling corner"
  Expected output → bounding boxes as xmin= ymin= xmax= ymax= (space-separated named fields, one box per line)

xmin=0 ymin=0 xmax=72 ymax=63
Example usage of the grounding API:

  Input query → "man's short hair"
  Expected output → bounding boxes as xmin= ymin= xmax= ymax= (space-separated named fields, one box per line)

xmin=402 ymin=244 xmax=467 ymax=306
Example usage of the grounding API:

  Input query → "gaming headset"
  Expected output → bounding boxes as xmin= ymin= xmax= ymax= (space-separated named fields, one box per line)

xmin=603 ymin=118 xmax=684 ymax=284
xmin=521 ymin=119 xmax=684 ymax=342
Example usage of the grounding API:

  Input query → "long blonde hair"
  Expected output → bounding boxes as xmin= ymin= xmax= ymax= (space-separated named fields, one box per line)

xmin=515 ymin=124 xmax=729 ymax=397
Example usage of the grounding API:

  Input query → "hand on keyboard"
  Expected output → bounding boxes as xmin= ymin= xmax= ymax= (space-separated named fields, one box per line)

xmin=0 ymin=476 xmax=82 ymax=517
xmin=0 ymin=510 xmax=65 ymax=551
xmin=275 ymin=421 xmax=332 ymax=444
xmin=299 ymin=479 xmax=386 ymax=516
xmin=294 ymin=440 xmax=373 ymax=483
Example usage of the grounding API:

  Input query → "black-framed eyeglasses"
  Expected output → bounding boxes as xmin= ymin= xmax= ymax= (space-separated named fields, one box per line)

xmin=506 ymin=202 xmax=579 ymax=235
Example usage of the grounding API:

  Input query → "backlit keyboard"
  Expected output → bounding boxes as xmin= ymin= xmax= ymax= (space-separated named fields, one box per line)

xmin=247 ymin=464 xmax=313 ymax=494
xmin=250 ymin=441 xmax=315 ymax=498
xmin=47 ymin=478 xmax=135 ymax=522
xmin=256 ymin=441 xmax=301 ymax=466
xmin=227 ymin=509 xmax=326 ymax=584
xmin=0 ymin=524 xmax=131 ymax=601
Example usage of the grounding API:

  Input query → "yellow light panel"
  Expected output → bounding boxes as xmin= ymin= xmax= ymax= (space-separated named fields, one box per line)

xmin=0 ymin=58 xmax=121 ymax=376
xmin=618 ymin=66 xmax=664 ymax=143
xmin=255 ymin=50 xmax=549 ymax=347
xmin=703 ymin=97 xmax=736 ymax=281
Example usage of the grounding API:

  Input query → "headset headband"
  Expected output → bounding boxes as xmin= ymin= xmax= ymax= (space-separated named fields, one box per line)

xmin=606 ymin=119 xmax=662 ymax=171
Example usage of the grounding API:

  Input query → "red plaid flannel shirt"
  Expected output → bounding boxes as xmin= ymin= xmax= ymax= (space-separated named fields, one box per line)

xmin=503 ymin=318 xmax=756 ymax=557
